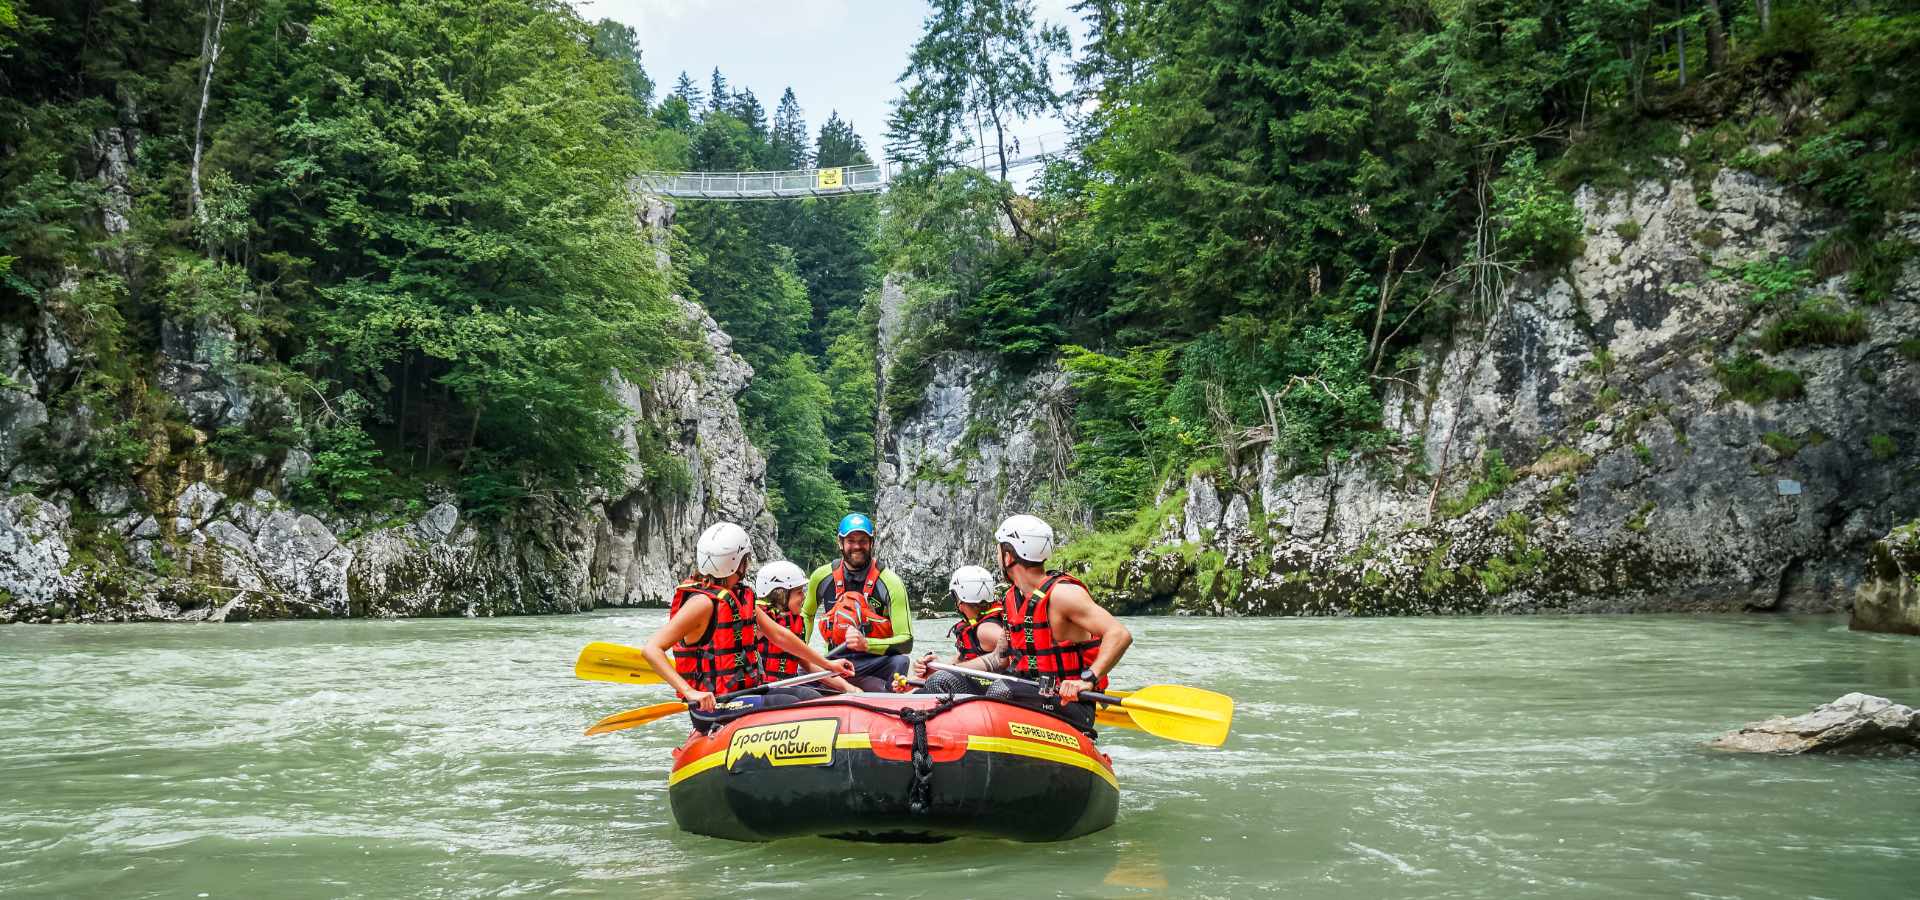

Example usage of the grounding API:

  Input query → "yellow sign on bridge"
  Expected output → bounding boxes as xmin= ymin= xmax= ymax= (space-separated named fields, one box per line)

xmin=815 ymin=167 xmax=844 ymax=189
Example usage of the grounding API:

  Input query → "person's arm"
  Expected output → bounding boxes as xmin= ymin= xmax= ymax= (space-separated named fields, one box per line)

xmin=754 ymin=607 xmax=855 ymax=692
xmin=974 ymin=619 xmax=1006 ymax=656
xmin=800 ymin=564 xmax=830 ymax=644
xmin=641 ymin=594 xmax=716 ymax=710
xmin=1050 ymin=583 xmax=1131 ymax=701
xmin=923 ymin=618 xmax=1006 ymax=678
xmin=864 ymin=569 xmax=915 ymax=653
xmin=957 ymin=642 xmax=1010 ymax=672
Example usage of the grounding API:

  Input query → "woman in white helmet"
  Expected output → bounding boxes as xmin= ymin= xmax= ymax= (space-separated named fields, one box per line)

xmin=640 ymin=523 xmax=855 ymax=714
xmin=907 ymin=565 xmax=1006 ymax=687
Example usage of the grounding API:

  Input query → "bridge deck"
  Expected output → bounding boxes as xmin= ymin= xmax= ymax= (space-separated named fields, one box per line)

xmin=635 ymin=164 xmax=889 ymax=200
xmin=635 ymin=152 xmax=1054 ymax=200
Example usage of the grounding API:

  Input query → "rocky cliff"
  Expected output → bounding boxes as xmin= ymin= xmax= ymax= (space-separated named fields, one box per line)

xmin=1 ymin=201 xmax=777 ymax=624
xmin=872 ymin=275 xmax=1078 ymax=604
xmin=876 ymin=167 xmax=1920 ymax=615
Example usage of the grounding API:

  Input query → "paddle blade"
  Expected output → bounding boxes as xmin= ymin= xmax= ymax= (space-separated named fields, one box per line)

xmin=1094 ymin=705 xmax=1138 ymax=731
xmin=1115 ymin=684 xmax=1234 ymax=747
xmin=584 ymin=700 xmax=687 ymax=736
xmin=573 ymin=641 xmax=666 ymax=685
xmin=1092 ymin=688 xmax=1138 ymax=730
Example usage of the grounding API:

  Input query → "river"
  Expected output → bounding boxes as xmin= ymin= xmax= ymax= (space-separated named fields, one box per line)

xmin=1 ymin=612 xmax=1915 ymax=898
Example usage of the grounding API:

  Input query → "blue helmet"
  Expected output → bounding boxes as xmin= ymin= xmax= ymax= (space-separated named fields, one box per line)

xmin=837 ymin=513 xmax=875 ymax=538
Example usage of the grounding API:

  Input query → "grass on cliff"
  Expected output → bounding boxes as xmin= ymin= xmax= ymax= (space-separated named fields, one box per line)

xmin=1051 ymin=487 xmax=1189 ymax=589
xmin=1714 ymin=353 xmax=1806 ymax=404
xmin=1437 ymin=449 xmax=1514 ymax=520
xmin=1758 ymin=298 xmax=1869 ymax=353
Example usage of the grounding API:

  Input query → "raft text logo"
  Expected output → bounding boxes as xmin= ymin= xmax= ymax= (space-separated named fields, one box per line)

xmin=726 ymin=718 xmax=840 ymax=769
xmin=1008 ymin=721 xmax=1079 ymax=749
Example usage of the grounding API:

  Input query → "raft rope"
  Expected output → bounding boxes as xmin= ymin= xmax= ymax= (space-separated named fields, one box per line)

xmin=899 ymin=705 xmax=937 ymax=814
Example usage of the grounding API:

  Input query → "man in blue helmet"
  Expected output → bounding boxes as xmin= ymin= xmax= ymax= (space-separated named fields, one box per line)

xmin=801 ymin=513 xmax=914 ymax=691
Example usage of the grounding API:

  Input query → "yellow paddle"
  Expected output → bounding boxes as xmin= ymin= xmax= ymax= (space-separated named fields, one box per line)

xmin=574 ymin=639 xmax=852 ymax=688
xmin=573 ymin=641 xmax=666 ymax=685
xmin=927 ymin=663 xmax=1233 ymax=747
xmin=584 ymin=699 xmax=697 ymax=735
xmin=1095 ymin=688 xmax=1134 ymax=730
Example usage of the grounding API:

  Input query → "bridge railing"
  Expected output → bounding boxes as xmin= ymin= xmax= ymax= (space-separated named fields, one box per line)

xmin=636 ymin=163 xmax=890 ymax=200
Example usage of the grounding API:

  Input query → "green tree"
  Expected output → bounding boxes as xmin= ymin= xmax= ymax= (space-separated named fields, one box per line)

xmin=589 ymin=18 xmax=655 ymax=108
xmin=281 ymin=0 xmax=688 ymax=499
xmin=668 ymin=71 xmax=703 ymax=116
xmin=770 ymin=87 xmax=811 ymax=169
xmin=821 ymin=304 xmax=878 ymax=510
xmin=888 ymin=0 xmax=1070 ymax=240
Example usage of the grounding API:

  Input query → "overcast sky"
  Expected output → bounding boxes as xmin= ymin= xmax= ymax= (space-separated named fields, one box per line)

xmin=572 ymin=0 xmax=1083 ymax=172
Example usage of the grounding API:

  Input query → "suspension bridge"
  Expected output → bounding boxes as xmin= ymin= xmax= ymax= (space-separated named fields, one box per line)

xmin=636 ymin=147 xmax=1058 ymax=200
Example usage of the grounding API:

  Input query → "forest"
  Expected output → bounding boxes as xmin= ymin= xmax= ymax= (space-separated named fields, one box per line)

xmin=880 ymin=0 xmax=1916 ymax=535
xmin=2 ymin=0 xmax=1914 ymax=562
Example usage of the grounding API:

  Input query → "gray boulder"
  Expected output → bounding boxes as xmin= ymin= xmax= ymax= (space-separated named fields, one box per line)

xmin=1707 ymin=693 xmax=1920 ymax=756
xmin=1852 ymin=521 xmax=1920 ymax=635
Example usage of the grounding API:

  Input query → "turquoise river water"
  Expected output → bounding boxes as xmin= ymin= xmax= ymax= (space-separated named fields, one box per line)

xmin=2 ymin=612 xmax=1917 ymax=898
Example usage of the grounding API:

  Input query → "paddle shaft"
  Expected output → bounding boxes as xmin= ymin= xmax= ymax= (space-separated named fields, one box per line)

xmin=682 ymin=659 xmax=845 ymax=706
xmin=723 ymin=667 xmax=838 ymax=700
xmin=586 ymin=668 xmax=843 ymax=735
xmin=925 ymin=662 xmax=1122 ymax=705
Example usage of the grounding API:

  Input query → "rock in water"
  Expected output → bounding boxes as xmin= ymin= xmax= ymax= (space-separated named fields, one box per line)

xmin=1851 ymin=521 xmax=1920 ymax=635
xmin=1707 ymin=693 xmax=1920 ymax=756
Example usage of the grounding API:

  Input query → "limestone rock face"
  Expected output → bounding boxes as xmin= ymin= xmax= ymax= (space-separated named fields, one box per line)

xmin=0 ymin=496 xmax=81 ymax=617
xmin=873 ymin=165 xmax=1920 ymax=616
xmin=584 ymin=293 xmax=781 ymax=608
xmin=1707 ymin=693 xmax=1920 ymax=755
xmin=873 ymin=276 xmax=1077 ymax=605
xmin=1852 ymin=521 xmax=1920 ymax=635
xmin=0 ymin=324 xmax=50 ymax=476
xmin=0 ymin=198 xmax=775 ymax=623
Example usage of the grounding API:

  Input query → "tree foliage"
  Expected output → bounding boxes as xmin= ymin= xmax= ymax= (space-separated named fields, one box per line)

xmin=884 ymin=0 xmax=1920 ymax=531
xmin=670 ymin=71 xmax=882 ymax=556
xmin=1 ymin=0 xmax=689 ymax=516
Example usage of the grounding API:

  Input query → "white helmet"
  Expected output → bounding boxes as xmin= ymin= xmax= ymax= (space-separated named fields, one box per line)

xmin=754 ymin=560 xmax=808 ymax=596
xmin=948 ymin=565 xmax=996 ymax=606
xmin=696 ymin=522 xmax=752 ymax=578
xmin=994 ymin=514 xmax=1055 ymax=563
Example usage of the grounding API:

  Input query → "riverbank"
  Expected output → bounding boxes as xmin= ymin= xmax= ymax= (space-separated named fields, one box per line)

xmin=2 ymin=611 xmax=1915 ymax=897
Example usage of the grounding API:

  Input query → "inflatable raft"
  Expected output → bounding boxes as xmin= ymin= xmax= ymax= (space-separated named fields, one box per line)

xmin=667 ymin=693 xmax=1117 ymax=842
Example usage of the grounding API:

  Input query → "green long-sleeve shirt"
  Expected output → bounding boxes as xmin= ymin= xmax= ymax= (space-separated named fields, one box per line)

xmin=802 ymin=562 xmax=914 ymax=655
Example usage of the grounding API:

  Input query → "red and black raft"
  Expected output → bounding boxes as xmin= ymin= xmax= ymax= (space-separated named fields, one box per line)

xmin=667 ymin=693 xmax=1118 ymax=842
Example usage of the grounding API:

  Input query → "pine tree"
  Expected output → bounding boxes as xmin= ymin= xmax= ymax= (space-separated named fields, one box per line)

xmin=815 ymin=112 xmax=871 ymax=168
xmin=707 ymin=67 xmax=729 ymax=115
xmin=670 ymin=70 xmax=703 ymax=111
xmin=889 ymin=0 xmax=1067 ymax=180
xmin=730 ymin=86 xmax=768 ymax=148
xmin=770 ymin=87 xmax=811 ymax=169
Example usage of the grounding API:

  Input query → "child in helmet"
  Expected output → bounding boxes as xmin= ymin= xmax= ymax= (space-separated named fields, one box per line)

xmin=909 ymin=565 xmax=1007 ymax=695
xmin=754 ymin=561 xmax=812 ymax=681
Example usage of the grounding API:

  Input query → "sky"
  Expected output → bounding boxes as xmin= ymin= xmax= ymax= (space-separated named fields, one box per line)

xmin=571 ymin=0 xmax=1084 ymax=174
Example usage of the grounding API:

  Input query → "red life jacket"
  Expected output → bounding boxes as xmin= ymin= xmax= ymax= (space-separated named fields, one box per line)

xmin=948 ymin=604 xmax=1006 ymax=661
xmin=669 ymin=576 xmax=763 ymax=694
xmin=1004 ymin=572 xmax=1108 ymax=691
xmin=757 ymin=597 xmax=807 ymax=678
xmin=818 ymin=561 xmax=893 ymax=645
